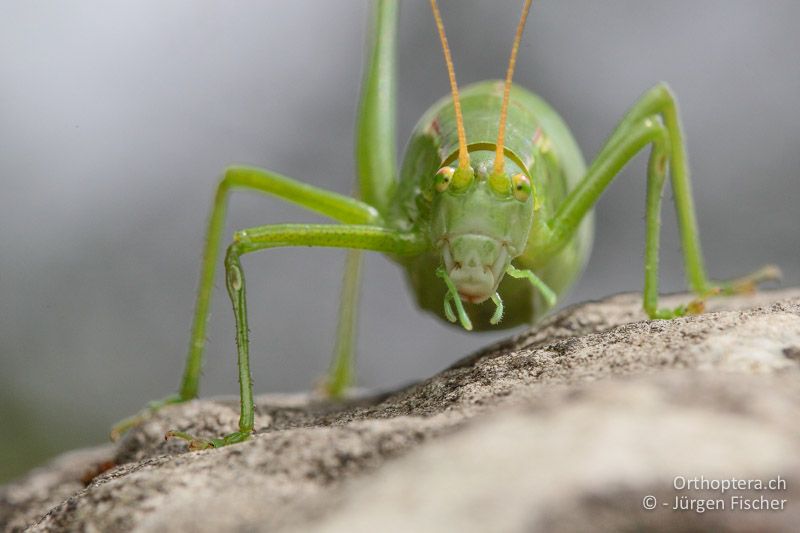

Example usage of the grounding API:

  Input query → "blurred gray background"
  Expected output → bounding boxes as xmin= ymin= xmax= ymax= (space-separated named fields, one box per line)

xmin=1 ymin=0 xmax=798 ymax=483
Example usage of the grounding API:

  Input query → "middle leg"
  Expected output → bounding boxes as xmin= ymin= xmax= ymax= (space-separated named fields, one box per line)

xmin=546 ymin=84 xmax=778 ymax=318
xmin=324 ymin=249 xmax=364 ymax=398
xmin=111 ymin=165 xmax=380 ymax=440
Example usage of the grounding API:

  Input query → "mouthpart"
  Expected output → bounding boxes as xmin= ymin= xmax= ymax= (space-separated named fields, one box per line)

xmin=441 ymin=235 xmax=509 ymax=304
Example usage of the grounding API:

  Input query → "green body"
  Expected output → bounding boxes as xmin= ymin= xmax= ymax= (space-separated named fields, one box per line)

xmin=112 ymin=0 xmax=777 ymax=449
xmin=390 ymin=80 xmax=592 ymax=329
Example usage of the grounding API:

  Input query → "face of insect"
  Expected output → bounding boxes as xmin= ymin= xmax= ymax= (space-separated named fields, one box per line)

xmin=431 ymin=151 xmax=534 ymax=304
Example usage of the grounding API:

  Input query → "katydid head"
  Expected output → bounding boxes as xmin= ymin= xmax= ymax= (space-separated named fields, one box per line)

xmin=427 ymin=0 xmax=535 ymax=316
xmin=431 ymin=150 xmax=533 ymax=304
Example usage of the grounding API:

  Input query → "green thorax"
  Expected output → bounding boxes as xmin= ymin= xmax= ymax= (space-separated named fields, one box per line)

xmin=389 ymin=80 xmax=593 ymax=330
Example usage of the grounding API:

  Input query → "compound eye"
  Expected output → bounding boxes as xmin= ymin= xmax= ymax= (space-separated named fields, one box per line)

xmin=435 ymin=167 xmax=455 ymax=192
xmin=512 ymin=173 xmax=531 ymax=202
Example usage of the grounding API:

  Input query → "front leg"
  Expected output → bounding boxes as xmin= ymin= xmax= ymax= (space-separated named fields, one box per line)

xmin=168 ymin=224 xmax=427 ymax=450
xmin=546 ymin=84 xmax=779 ymax=319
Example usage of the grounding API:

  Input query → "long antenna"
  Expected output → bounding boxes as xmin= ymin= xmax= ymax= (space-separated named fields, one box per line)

xmin=429 ymin=0 xmax=470 ymax=172
xmin=493 ymin=0 xmax=533 ymax=177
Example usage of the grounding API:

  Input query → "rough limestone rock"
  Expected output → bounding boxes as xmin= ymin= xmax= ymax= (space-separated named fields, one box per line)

xmin=3 ymin=289 xmax=800 ymax=532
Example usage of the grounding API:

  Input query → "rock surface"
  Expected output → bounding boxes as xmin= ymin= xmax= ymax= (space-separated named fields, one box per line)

xmin=3 ymin=289 xmax=800 ymax=532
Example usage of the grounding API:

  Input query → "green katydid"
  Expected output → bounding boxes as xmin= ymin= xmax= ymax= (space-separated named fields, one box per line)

xmin=112 ymin=0 xmax=779 ymax=449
